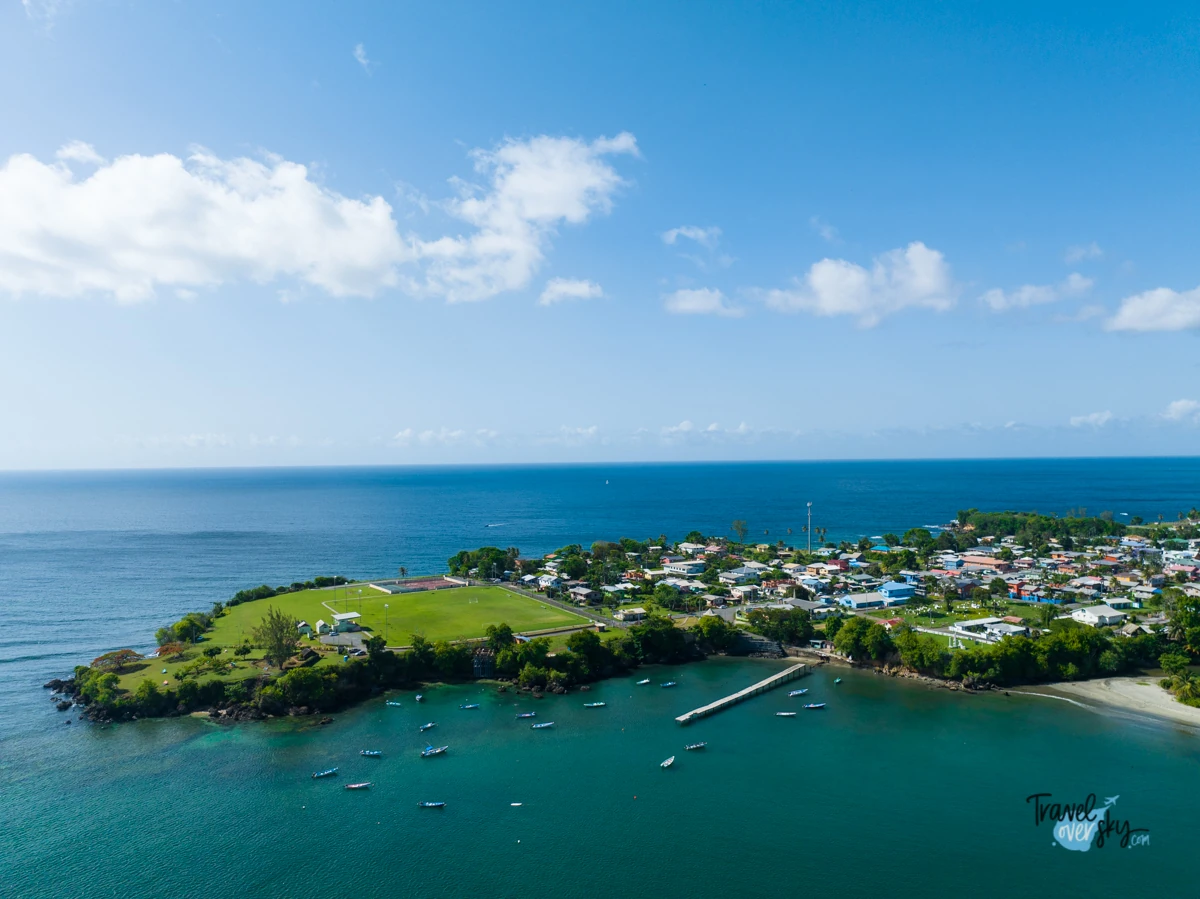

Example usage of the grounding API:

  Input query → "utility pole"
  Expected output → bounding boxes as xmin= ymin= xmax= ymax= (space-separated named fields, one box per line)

xmin=384 ymin=603 xmax=389 ymax=643
xmin=807 ymin=502 xmax=812 ymax=554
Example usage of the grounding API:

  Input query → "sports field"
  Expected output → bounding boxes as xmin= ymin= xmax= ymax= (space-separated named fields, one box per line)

xmin=208 ymin=583 xmax=588 ymax=647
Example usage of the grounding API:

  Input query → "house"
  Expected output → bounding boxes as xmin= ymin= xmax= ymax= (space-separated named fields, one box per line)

xmin=719 ymin=566 xmax=759 ymax=586
xmin=786 ymin=598 xmax=836 ymax=619
xmin=1105 ymin=596 xmax=1137 ymax=610
xmin=678 ymin=542 xmax=707 ymax=556
xmin=839 ymin=593 xmax=886 ymax=610
xmin=614 ymin=607 xmax=648 ymax=622
xmin=520 ymin=574 xmax=539 ymax=586
xmin=1071 ymin=604 xmax=1128 ymax=627
xmin=1118 ymin=622 xmax=1154 ymax=637
xmin=537 ymin=574 xmax=562 ymax=591
xmin=568 ymin=585 xmax=598 ymax=604
xmin=297 ymin=620 xmax=313 ymax=638
xmin=951 ymin=617 xmax=1029 ymax=643
xmin=878 ymin=581 xmax=917 ymax=602
xmin=730 ymin=584 xmax=759 ymax=601
xmin=663 ymin=559 xmax=706 ymax=576
xmin=314 ymin=619 xmax=330 ymax=635
xmin=331 ymin=611 xmax=361 ymax=632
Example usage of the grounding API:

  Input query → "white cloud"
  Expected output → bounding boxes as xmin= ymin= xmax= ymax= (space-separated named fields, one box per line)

xmin=663 ymin=287 xmax=743 ymax=318
xmin=417 ymin=132 xmax=638 ymax=303
xmin=538 ymin=277 xmax=603 ymax=306
xmin=353 ymin=43 xmax=372 ymax=72
xmin=1069 ymin=410 xmax=1112 ymax=428
xmin=980 ymin=272 xmax=1093 ymax=312
xmin=0 ymin=145 xmax=410 ymax=302
xmin=764 ymin=241 xmax=955 ymax=327
xmin=1107 ymin=285 xmax=1200 ymax=332
xmin=1064 ymin=242 xmax=1103 ymax=263
xmin=662 ymin=225 xmax=721 ymax=249
xmin=555 ymin=425 xmax=599 ymax=446
xmin=662 ymin=420 xmax=695 ymax=436
xmin=809 ymin=216 xmax=840 ymax=244
xmin=56 ymin=141 xmax=105 ymax=166
xmin=392 ymin=427 xmax=497 ymax=447
xmin=21 ymin=0 xmax=67 ymax=22
xmin=1162 ymin=399 xmax=1200 ymax=423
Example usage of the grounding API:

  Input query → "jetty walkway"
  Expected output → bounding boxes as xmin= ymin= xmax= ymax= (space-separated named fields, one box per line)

xmin=675 ymin=662 xmax=810 ymax=724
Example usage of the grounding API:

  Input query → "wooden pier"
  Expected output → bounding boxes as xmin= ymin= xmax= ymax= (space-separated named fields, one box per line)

xmin=675 ymin=662 xmax=810 ymax=724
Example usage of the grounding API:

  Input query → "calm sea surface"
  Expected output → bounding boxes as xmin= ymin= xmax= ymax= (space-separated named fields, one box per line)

xmin=1 ymin=460 xmax=1198 ymax=897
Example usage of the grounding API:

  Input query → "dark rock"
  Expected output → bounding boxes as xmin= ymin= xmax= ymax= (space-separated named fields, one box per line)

xmin=64 ymin=719 xmax=71 ymax=725
xmin=579 ymin=685 xmax=591 ymax=692
xmin=56 ymin=701 xmax=72 ymax=712
xmin=318 ymin=716 xmax=333 ymax=725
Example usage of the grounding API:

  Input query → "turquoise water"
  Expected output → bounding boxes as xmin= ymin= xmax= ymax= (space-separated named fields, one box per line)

xmin=3 ymin=661 xmax=1195 ymax=897
xmin=2 ymin=460 xmax=1198 ymax=896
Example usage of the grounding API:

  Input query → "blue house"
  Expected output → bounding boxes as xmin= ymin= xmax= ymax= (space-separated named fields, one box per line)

xmin=879 ymin=581 xmax=917 ymax=601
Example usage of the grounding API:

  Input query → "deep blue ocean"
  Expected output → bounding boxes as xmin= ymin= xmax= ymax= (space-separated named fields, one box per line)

xmin=1 ymin=459 xmax=1198 ymax=898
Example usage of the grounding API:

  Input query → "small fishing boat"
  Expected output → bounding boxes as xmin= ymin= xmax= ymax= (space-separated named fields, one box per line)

xmin=531 ymin=721 xmax=555 ymax=729
xmin=421 ymin=745 xmax=449 ymax=757
xmin=417 ymin=801 xmax=445 ymax=809
xmin=419 ymin=722 xmax=437 ymax=732
xmin=803 ymin=702 xmax=827 ymax=710
xmin=660 ymin=756 xmax=675 ymax=768
xmin=834 ymin=678 xmax=842 ymax=685
xmin=344 ymin=782 xmax=372 ymax=790
xmin=516 ymin=712 xmax=536 ymax=719
xmin=415 ymin=694 xmax=424 ymax=702
xmin=510 ymin=802 xmax=523 ymax=807
xmin=788 ymin=688 xmax=809 ymax=697
xmin=775 ymin=711 xmax=796 ymax=717
xmin=660 ymin=682 xmax=677 ymax=688
xmin=636 ymin=679 xmax=650 ymax=685
xmin=311 ymin=767 xmax=338 ymax=779
xmin=583 ymin=702 xmax=606 ymax=708
xmin=385 ymin=700 xmax=402 ymax=707
xmin=460 ymin=703 xmax=480 ymax=710
xmin=360 ymin=749 xmax=382 ymax=757
xmin=685 ymin=742 xmax=706 ymax=751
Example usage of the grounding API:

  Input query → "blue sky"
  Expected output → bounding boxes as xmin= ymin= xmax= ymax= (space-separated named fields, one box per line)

xmin=2 ymin=0 xmax=1199 ymax=469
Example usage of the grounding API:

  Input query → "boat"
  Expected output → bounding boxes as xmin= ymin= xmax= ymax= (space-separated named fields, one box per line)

xmin=583 ymin=702 xmax=606 ymax=708
xmin=636 ymin=679 xmax=650 ymax=685
xmin=460 ymin=703 xmax=480 ymax=710
xmin=311 ymin=767 xmax=338 ymax=779
xmin=344 ymin=782 xmax=372 ymax=790
xmin=834 ymin=678 xmax=842 ymax=684
xmin=510 ymin=802 xmax=523 ymax=807
xmin=803 ymin=702 xmax=827 ymax=710
xmin=531 ymin=721 xmax=555 ymax=729
xmin=660 ymin=682 xmax=677 ymax=688
xmin=776 ymin=711 xmax=796 ymax=717
xmin=385 ymin=700 xmax=402 ymax=707
xmin=360 ymin=749 xmax=382 ymax=757
xmin=684 ymin=742 xmax=706 ymax=751
xmin=419 ymin=722 xmax=437 ymax=732
xmin=788 ymin=689 xmax=809 ymax=697
xmin=660 ymin=756 xmax=675 ymax=768
xmin=421 ymin=745 xmax=449 ymax=757
xmin=516 ymin=712 xmax=536 ymax=719
xmin=415 ymin=694 xmax=424 ymax=702
xmin=417 ymin=801 xmax=445 ymax=809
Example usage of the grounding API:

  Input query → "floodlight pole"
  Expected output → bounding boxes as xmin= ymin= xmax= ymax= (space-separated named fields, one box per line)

xmin=807 ymin=502 xmax=812 ymax=554
xmin=384 ymin=603 xmax=389 ymax=642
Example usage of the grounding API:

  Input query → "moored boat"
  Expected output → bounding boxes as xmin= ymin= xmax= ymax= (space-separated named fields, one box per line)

xmin=803 ymin=702 xmax=827 ymax=710
xmin=636 ymin=678 xmax=650 ymax=685
xmin=775 ymin=711 xmax=796 ymax=717
xmin=516 ymin=712 xmax=536 ymax=719
xmin=834 ymin=678 xmax=842 ymax=684
xmin=311 ymin=767 xmax=338 ymax=779
xmin=418 ymin=801 xmax=445 ymax=809
xmin=360 ymin=749 xmax=382 ymax=757
xmin=660 ymin=682 xmax=677 ymax=688
xmin=421 ymin=745 xmax=449 ymax=757
xmin=684 ymin=742 xmax=706 ymax=751
xmin=788 ymin=689 xmax=808 ymax=697
xmin=344 ymin=782 xmax=372 ymax=790
xmin=415 ymin=694 xmax=424 ymax=702
xmin=660 ymin=756 xmax=675 ymax=768
xmin=460 ymin=703 xmax=480 ymax=710
xmin=583 ymin=702 xmax=606 ymax=708
xmin=531 ymin=721 xmax=554 ymax=729
xmin=419 ymin=722 xmax=437 ymax=732
xmin=385 ymin=700 xmax=402 ymax=707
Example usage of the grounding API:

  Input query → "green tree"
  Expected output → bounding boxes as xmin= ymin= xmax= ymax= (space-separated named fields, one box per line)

xmin=485 ymin=622 xmax=515 ymax=652
xmin=252 ymin=606 xmax=301 ymax=667
xmin=731 ymin=520 xmax=749 ymax=543
xmin=1159 ymin=651 xmax=1191 ymax=678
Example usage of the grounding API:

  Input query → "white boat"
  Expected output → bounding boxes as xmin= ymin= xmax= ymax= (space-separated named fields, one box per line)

xmin=834 ymin=678 xmax=842 ymax=684
xmin=516 ymin=712 xmax=536 ymax=719
xmin=788 ymin=689 xmax=809 ymax=697
xmin=583 ymin=702 xmax=606 ymax=708
xmin=415 ymin=694 xmax=424 ymax=702
xmin=421 ymin=745 xmax=449 ymax=757
xmin=344 ymin=782 xmax=372 ymax=790
xmin=660 ymin=756 xmax=675 ymax=768
xmin=460 ymin=703 xmax=480 ymax=710
xmin=418 ymin=801 xmax=445 ymax=808
xmin=510 ymin=802 xmax=523 ymax=807
xmin=685 ymin=742 xmax=706 ymax=751
xmin=419 ymin=722 xmax=437 ymax=732
xmin=531 ymin=721 xmax=554 ymax=729
xmin=385 ymin=700 xmax=402 ymax=707
xmin=360 ymin=749 xmax=382 ymax=757
xmin=803 ymin=702 xmax=827 ymax=710
xmin=660 ymin=682 xmax=677 ymax=688
xmin=636 ymin=679 xmax=650 ymax=685
xmin=311 ymin=767 xmax=338 ymax=779
xmin=775 ymin=711 xmax=796 ymax=717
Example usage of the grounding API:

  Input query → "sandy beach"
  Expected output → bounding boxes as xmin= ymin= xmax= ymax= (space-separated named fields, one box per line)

xmin=1017 ymin=677 xmax=1200 ymax=729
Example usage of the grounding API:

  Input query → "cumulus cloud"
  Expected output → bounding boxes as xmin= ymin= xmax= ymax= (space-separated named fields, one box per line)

xmin=663 ymin=287 xmax=744 ymax=318
xmin=538 ymin=277 xmax=603 ymax=306
xmin=392 ymin=427 xmax=498 ymax=447
xmin=980 ymin=272 xmax=1093 ymax=312
xmin=56 ymin=141 xmax=105 ymax=166
xmin=1162 ymin=399 xmax=1200 ymax=423
xmin=763 ymin=241 xmax=955 ymax=327
xmin=417 ymin=132 xmax=638 ymax=303
xmin=1107 ymin=285 xmax=1200 ymax=332
xmin=353 ymin=43 xmax=372 ymax=72
xmin=662 ymin=225 xmax=721 ymax=249
xmin=0 ymin=145 xmax=410 ymax=302
xmin=1069 ymin=410 xmax=1112 ymax=428
xmin=1064 ymin=242 xmax=1103 ymax=263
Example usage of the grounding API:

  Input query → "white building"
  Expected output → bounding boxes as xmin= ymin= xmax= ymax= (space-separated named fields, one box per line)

xmin=951 ymin=617 xmax=1029 ymax=643
xmin=1071 ymin=605 xmax=1127 ymax=627
xmin=663 ymin=559 xmax=706 ymax=576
